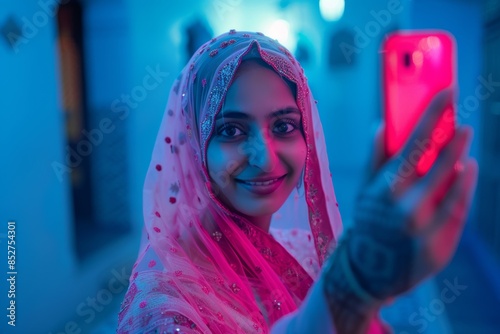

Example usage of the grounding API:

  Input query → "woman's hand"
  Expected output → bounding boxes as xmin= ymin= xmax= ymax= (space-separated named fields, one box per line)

xmin=348 ymin=90 xmax=478 ymax=300
xmin=323 ymin=90 xmax=478 ymax=334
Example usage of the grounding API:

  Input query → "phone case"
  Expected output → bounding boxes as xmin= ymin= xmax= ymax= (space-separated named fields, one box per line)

xmin=381 ymin=31 xmax=457 ymax=175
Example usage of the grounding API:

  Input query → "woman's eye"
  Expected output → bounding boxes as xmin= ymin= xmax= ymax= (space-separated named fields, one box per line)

xmin=274 ymin=121 xmax=297 ymax=134
xmin=218 ymin=125 xmax=244 ymax=138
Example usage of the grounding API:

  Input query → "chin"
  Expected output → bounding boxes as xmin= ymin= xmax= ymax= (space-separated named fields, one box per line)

xmin=214 ymin=178 xmax=296 ymax=222
xmin=234 ymin=195 xmax=285 ymax=218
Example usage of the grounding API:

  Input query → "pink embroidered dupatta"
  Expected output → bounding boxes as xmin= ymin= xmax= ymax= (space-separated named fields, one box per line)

xmin=117 ymin=31 xmax=343 ymax=333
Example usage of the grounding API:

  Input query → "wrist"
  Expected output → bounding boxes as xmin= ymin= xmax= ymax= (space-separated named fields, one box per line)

xmin=322 ymin=234 xmax=384 ymax=333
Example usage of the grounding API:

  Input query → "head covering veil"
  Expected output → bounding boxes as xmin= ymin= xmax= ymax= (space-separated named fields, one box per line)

xmin=117 ymin=30 xmax=343 ymax=333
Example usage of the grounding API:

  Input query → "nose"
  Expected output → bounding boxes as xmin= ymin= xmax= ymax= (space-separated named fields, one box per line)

xmin=245 ymin=129 xmax=277 ymax=173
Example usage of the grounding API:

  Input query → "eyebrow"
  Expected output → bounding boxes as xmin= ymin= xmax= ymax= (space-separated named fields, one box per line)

xmin=215 ymin=107 xmax=301 ymax=120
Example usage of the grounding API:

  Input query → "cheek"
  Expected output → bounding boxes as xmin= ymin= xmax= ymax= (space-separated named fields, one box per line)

xmin=287 ymin=139 xmax=307 ymax=173
xmin=206 ymin=142 xmax=245 ymax=184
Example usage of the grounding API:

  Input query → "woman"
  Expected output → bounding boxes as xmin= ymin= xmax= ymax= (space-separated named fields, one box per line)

xmin=117 ymin=30 xmax=477 ymax=333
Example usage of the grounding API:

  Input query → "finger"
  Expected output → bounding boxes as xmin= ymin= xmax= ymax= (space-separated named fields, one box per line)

xmin=416 ymin=126 xmax=472 ymax=209
xmin=383 ymin=90 xmax=455 ymax=190
xmin=399 ymin=89 xmax=454 ymax=162
xmin=423 ymin=158 xmax=478 ymax=268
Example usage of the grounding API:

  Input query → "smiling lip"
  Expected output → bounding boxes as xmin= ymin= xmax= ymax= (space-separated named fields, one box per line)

xmin=235 ymin=174 xmax=287 ymax=195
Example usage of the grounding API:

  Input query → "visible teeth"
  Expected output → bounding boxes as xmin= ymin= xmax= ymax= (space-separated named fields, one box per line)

xmin=244 ymin=178 xmax=279 ymax=186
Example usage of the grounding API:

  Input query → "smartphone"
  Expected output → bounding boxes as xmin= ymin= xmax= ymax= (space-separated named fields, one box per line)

xmin=381 ymin=31 xmax=457 ymax=176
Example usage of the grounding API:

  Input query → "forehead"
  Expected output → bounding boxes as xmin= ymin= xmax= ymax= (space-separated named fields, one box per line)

xmin=220 ymin=62 xmax=298 ymax=118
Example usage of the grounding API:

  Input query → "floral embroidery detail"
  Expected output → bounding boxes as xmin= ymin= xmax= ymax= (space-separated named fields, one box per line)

xmin=228 ymin=39 xmax=236 ymax=44
xmin=212 ymin=231 xmax=222 ymax=241
xmin=209 ymin=49 xmax=218 ymax=57
xmin=238 ymin=223 xmax=257 ymax=239
xmin=155 ymin=211 xmax=161 ymax=217
xmin=139 ymin=301 xmax=147 ymax=308
xmin=273 ymin=299 xmax=282 ymax=310
xmin=153 ymin=227 xmax=161 ymax=233
xmin=148 ymin=260 xmax=156 ymax=268
xmin=169 ymin=197 xmax=177 ymax=204
xmin=285 ymin=268 xmax=298 ymax=278
xmin=260 ymin=52 xmax=298 ymax=83
xmin=173 ymin=314 xmax=196 ymax=329
xmin=220 ymin=41 xmax=229 ymax=48
xmin=229 ymin=29 xmax=236 ymax=34
xmin=170 ymin=182 xmax=180 ymax=194
xmin=174 ymin=270 xmax=183 ymax=277
xmin=215 ymin=276 xmax=224 ymax=286
xmin=119 ymin=282 xmax=138 ymax=322
xmin=142 ymin=313 xmax=153 ymax=327
xmin=201 ymin=285 xmax=210 ymax=294
xmin=173 ymin=314 xmax=186 ymax=324
xmin=230 ymin=283 xmax=240 ymax=293
xmin=201 ymin=78 xmax=207 ymax=87
xmin=155 ymin=164 xmax=162 ymax=171
xmin=170 ymin=246 xmax=177 ymax=253
xmin=242 ymin=33 xmax=251 ymax=37
xmin=178 ymin=132 xmax=186 ymax=145
xmin=260 ymin=247 xmax=273 ymax=259
xmin=216 ymin=312 xmax=224 ymax=321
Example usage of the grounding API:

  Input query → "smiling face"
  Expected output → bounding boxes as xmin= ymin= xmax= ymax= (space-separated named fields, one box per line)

xmin=206 ymin=60 xmax=307 ymax=231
